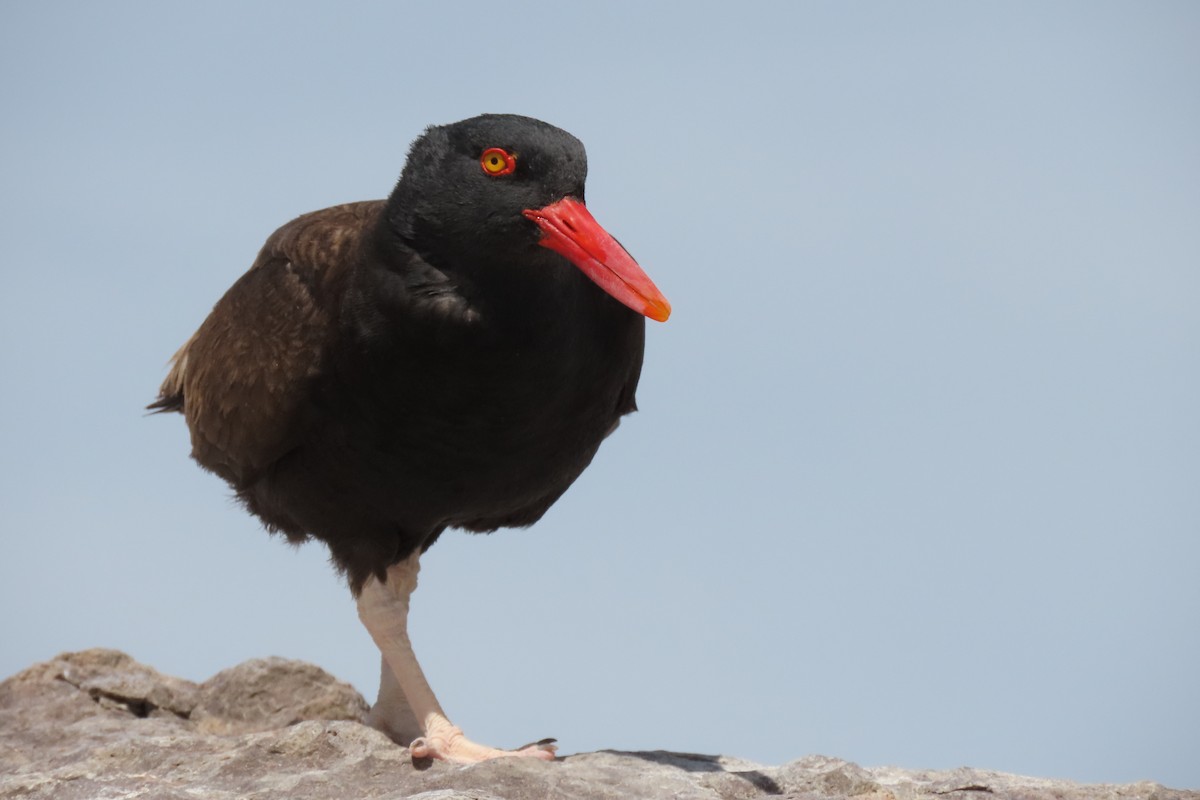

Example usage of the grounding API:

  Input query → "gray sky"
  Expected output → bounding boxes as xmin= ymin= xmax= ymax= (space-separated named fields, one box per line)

xmin=2 ymin=0 xmax=1197 ymax=789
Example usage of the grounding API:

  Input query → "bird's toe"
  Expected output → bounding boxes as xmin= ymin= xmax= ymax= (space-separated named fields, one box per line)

xmin=409 ymin=728 xmax=558 ymax=763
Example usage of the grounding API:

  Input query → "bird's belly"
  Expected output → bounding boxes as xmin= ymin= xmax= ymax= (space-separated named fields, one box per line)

xmin=258 ymin=372 xmax=620 ymax=543
xmin=372 ymin=396 xmax=612 ymax=526
xmin=240 ymin=315 xmax=641 ymax=574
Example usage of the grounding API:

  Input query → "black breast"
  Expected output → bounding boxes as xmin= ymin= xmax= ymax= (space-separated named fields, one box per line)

xmin=239 ymin=241 xmax=646 ymax=590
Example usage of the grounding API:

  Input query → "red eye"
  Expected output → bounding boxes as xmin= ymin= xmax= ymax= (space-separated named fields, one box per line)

xmin=480 ymin=147 xmax=516 ymax=176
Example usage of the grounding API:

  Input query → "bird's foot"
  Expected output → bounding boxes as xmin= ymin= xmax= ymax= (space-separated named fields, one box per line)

xmin=409 ymin=721 xmax=557 ymax=763
xmin=364 ymin=703 xmax=421 ymax=746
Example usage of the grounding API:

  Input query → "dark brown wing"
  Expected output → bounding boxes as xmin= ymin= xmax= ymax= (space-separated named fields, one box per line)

xmin=151 ymin=201 xmax=385 ymax=486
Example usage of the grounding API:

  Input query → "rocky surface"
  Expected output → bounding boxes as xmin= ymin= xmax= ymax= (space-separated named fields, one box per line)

xmin=1 ymin=650 xmax=1193 ymax=800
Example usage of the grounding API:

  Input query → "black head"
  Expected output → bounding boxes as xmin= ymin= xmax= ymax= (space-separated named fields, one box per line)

xmin=383 ymin=114 xmax=670 ymax=322
xmin=386 ymin=114 xmax=587 ymax=264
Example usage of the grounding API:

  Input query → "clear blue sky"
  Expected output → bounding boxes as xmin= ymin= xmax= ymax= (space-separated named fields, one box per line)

xmin=2 ymin=1 xmax=1197 ymax=789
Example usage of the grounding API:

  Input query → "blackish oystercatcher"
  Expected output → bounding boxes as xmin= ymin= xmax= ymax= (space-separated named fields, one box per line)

xmin=150 ymin=114 xmax=670 ymax=763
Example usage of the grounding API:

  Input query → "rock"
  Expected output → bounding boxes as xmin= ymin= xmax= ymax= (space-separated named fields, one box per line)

xmin=190 ymin=656 xmax=369 ymax=736
xmin=0 ymin=650 xmax=1193 ymax=800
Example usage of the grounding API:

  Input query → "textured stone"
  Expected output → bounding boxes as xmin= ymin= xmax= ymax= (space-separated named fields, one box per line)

xmin=1 ymin=650 xmax=1194 ymax=800
xmin=190 ymin=655 xmax=369 ymax=735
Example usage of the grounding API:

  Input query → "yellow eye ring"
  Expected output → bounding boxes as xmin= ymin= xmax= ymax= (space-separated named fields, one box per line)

xmin=480 ymin=147 xmax=516 ymax=176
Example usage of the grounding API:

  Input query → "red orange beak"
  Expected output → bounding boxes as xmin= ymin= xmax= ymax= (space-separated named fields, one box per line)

xmin=522 ymin=197 xmax=671 ymax=322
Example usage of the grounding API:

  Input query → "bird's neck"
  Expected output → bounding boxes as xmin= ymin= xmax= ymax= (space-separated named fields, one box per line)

xmin=349 ymin=223 xmax=602 ymax=357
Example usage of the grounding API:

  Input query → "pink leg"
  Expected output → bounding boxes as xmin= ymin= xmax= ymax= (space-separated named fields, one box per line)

xmin=356 ymin=552 xmax=557 ymax=764
xmin=365 ymin=654 xmax=421 ymax=745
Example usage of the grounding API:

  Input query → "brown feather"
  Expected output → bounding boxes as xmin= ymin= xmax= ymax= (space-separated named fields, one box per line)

xmin=151 ymin=201 xmax=384 ymax=486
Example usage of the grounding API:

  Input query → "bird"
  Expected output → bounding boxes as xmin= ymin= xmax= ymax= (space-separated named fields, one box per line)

xmin=149 ymin=114 xmax=670 ymax=763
